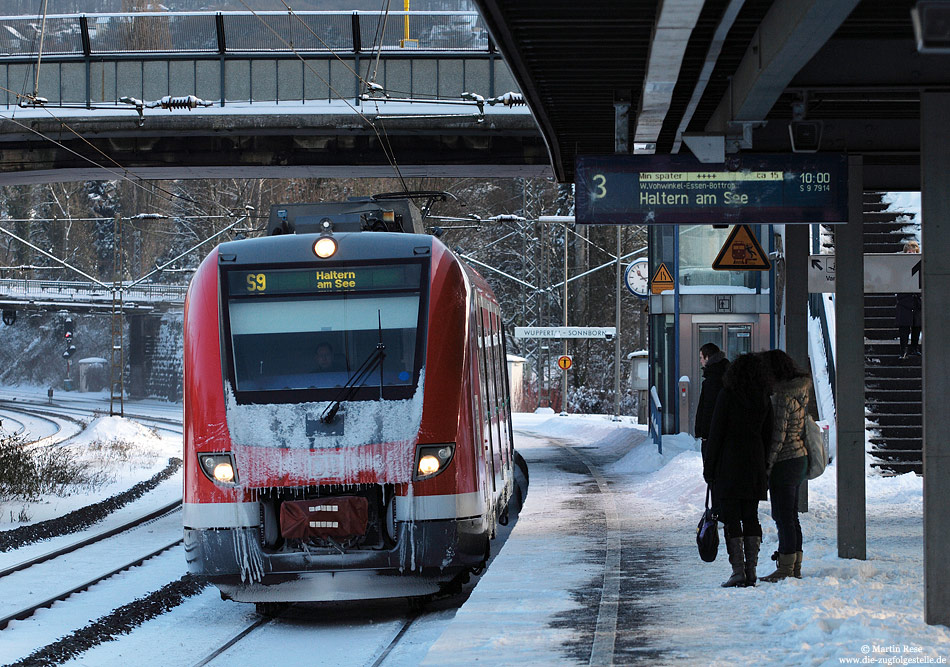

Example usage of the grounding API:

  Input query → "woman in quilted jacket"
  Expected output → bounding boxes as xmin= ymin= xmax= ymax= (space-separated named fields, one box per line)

xmin=760 ymin=349 xmax=812 ymax=582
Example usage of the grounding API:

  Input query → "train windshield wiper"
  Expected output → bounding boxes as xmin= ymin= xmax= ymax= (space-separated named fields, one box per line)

xmin=321 ymin=311 xmax=387 ymax=424
xmin=320 ymin=343 xmax=386 ymax=424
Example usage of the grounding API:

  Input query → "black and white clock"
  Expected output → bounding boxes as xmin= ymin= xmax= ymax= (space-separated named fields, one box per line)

xmin=624 ymin=258 xmax=650 ymax=298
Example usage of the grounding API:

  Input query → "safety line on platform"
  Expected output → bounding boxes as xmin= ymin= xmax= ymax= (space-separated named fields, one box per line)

xmin=555 ymin=442 xmax=621 ymax=667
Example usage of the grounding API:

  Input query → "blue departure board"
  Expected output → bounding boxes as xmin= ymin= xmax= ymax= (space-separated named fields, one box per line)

xmin=575 ymin=154 xmax=848 ymax=225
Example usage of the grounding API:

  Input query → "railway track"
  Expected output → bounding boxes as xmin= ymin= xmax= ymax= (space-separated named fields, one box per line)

xmin=0 ymin=397 xmax=183 ymax=437
xmin=0 ymin=393 xmax=199 ymax=666
xmin=0 ymin=499 xmax=181 ymax=580
xmin=0 ymin=507 xmax=190 ymax=666
xmin=190 ymin=608 xmax=422 ymax=667
xmin=0 ymin=536 xmax=183 ymax=630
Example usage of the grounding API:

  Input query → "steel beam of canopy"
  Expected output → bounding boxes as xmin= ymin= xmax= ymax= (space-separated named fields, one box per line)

xmin=836 ymin=155 xmax=866 ymax=561
xmin=474 ymin=1 xmax=562 ymax=178
xmin=921 ymin=92 xmax=950 ymax=627
xmin=705 ymin=0 xmax=861 ymax=133
xmin=633 ymin=0 xmax=704 ymax=149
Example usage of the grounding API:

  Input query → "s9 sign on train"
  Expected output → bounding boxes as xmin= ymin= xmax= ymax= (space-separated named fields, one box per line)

xmin=182 ymin=195 xmax=528 ymax=609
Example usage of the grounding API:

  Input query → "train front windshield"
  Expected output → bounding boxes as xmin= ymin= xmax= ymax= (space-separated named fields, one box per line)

xmin=223 ymin=262 xmax=427 ymax=403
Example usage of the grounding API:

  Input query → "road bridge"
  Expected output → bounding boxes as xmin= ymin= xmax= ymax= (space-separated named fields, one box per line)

xmin=0 ymin=10 xmax=548 ymax=184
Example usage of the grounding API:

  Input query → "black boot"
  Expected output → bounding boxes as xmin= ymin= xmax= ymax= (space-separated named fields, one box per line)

xmin=721 ymin=537 xmax=746 ymax=587
xmin=743 ymin=536 xmax=761 ymax=587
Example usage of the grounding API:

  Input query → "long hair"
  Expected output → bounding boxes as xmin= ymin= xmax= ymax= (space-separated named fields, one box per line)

xmin=723 ymin=352 xmax=770 ymax=400
xmin=761 ymin=349 xmax=810 ymax=384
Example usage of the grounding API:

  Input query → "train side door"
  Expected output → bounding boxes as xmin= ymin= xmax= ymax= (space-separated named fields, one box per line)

xmin=477 ymin=296 xmax=497 ymax=495
xmin=486 ymin=309 xmax=507 ymax=488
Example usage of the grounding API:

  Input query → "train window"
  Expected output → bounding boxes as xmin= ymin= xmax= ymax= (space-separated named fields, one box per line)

xmin=226 ymin=291 xmax=423 ymax=399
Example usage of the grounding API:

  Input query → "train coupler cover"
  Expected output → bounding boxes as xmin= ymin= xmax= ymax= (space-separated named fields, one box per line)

xmin=279 ymin=496 xmax=369 ymax=540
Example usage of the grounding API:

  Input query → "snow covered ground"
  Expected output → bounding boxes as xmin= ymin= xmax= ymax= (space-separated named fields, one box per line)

xmin=0 ymin=388 xmax=181 ymax=529
xmin=1 ymin=387 xmax=948 ymax=665
xmin=427 ymin=413 xmax=950 ymax=665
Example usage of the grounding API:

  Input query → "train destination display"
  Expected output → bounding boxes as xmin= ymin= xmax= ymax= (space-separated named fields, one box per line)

xmin=229 ymin=263 xmax=422 ymax=295
xmin=575 ymin=154 xmax=848 ymax=225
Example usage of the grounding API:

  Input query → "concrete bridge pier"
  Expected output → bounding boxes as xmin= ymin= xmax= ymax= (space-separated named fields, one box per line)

xmin=126 ymin=313 xmax=161 ymax=400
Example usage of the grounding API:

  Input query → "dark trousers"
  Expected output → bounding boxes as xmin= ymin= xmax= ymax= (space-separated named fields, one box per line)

xmin=719 ymin=497 xmax=761 ymax=540
xmin=769 ymin=478 xmax=803 ymax=554
xmin=898 ymin=325 xmax=921 ymax=353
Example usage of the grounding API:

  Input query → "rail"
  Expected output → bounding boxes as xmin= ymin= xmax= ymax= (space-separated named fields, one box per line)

xmin=649 ymin=385 xmax=663 ymax=454
xmin=809 ymin=292 xmax=836 ymax=401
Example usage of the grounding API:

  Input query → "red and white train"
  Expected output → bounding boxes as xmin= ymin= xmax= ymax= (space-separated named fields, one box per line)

xmin=183 ymin=197 xmax=527 ymax=606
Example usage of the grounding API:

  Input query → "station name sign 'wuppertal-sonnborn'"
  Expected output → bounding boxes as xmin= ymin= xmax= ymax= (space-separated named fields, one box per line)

xmin=575 ymin=154 xmax=848 ymax=225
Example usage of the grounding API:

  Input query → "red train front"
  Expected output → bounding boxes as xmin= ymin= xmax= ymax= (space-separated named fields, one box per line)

xmin=183 ymin=198 xmax=526 ymax=604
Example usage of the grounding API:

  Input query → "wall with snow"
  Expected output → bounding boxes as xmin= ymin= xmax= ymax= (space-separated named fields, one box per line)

xmin=0 ymin=310 xmax=183 ymax=401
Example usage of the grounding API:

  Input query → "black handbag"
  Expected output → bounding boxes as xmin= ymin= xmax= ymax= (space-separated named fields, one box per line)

xmin=696 ymin=486 xmax=719 ymax=563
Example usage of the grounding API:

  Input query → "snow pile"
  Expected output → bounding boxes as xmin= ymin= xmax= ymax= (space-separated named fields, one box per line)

xmin=83 ymin=415 xmax=159 ymax=446
xmin=0 ymin=413 xmax=179 ymax=526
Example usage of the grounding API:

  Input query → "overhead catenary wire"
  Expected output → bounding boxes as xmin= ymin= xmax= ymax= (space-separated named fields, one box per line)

xmin=33 ymin=0 xmax=48 ymax=100
xmin=237 ymin=0 xmax=410 ymax=193
xmin=0 ymin=224 xmax=110 ymax=289
xmin=370 ymin=0 xmax=394 ymax=88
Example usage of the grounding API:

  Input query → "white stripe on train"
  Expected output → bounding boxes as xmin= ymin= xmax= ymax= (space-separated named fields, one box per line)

xmin=183 ymin=491 xmax=487 ymax=529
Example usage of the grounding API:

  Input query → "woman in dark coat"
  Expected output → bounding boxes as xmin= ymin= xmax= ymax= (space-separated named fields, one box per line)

xmin=703 ymin=353 xmax=773 ymax=587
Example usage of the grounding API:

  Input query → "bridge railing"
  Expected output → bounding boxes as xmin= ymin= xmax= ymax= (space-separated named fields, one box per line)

xmin=0 ymin=278 xmax=188 ymax=303
xmin=0 ymin=11 xmax=491 ymax=57
xmin=0 ymin=11 xmax=516 ymax=110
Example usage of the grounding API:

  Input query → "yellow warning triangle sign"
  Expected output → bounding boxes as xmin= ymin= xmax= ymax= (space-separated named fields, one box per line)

xmin=650 ymin=262 xmax=674 ymax=294
xmin=712 ymin=224 xmax=771 ymax=271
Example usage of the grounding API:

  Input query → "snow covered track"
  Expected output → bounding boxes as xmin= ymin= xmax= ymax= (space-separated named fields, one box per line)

xmin=191 ymin=616 xmax=273 ymax=667
xmin=189 ymin=608 xmax=421 ymax=667
xmin=0 ymin=403 xmax=81 ymax=444
xmin=0 ymin=500 xmax=180 ymax=578
xmin=0 ymin=533 xmax=182 ymax=630
xmin=0 ymin=510 xmax=190 ymax=663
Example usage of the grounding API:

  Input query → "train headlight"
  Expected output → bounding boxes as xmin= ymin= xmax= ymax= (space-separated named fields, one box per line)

xmin=418 ymin=455 xmax=441 ymax=476
xmin=198 ymin=453 xmax=239 ymax=485
xmin=414 ymin=443 xmax=456 ymax=480
xmin=313 ymin=236 xmax=337 ymax=258
xmin=213 ymin=462 xmax=235 ymax=483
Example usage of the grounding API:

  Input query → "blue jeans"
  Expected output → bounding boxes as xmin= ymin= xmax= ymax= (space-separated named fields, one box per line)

xmin=769 ymin=461 xmax=804 ymax=553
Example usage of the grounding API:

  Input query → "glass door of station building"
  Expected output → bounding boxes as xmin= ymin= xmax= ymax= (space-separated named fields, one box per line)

xmin=691 ymin=322 xmax=755 ymax=434
xmin=697 ymin=323 xmax=753 ymax=360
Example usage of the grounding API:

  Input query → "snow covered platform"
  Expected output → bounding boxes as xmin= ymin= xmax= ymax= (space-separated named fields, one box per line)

xmin=423 ymin=413 xmax=950 ymax=665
